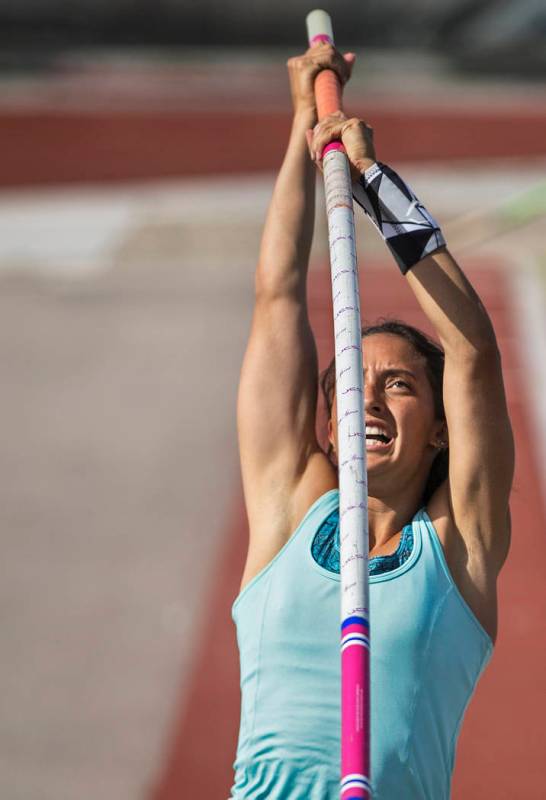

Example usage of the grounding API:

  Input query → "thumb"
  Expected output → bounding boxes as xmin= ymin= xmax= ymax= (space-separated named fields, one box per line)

xmin=343 ymin=52 xmax=356 ymax=79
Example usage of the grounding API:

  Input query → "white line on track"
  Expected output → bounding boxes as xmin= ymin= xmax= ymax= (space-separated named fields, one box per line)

xmin=511 ymin=261 xmax=546 ymax=509
xmin=0 ymin=163 xmax=544 ymax=281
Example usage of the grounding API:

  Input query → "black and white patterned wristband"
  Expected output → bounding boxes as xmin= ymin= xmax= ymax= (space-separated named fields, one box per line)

xmin=352 ymin=161 xmax=446 ymax=274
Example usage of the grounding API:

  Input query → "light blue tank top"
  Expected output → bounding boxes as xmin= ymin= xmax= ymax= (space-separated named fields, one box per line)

xmin=230 ymin=489 xmax=493 ymax=799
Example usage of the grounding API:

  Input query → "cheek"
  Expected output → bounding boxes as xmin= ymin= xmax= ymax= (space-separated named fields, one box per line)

xmin=396 ymin=399 xmax=435 ymax=442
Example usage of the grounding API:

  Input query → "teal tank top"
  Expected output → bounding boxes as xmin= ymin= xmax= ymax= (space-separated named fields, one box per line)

xmin=230 ymin=489 xmax=493 ymax=799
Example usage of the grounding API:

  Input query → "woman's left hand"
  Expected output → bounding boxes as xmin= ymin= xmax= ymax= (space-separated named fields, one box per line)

xmin=287 ymin=45 xmax=355 ymax=120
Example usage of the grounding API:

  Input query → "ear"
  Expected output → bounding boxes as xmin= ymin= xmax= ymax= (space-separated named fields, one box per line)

xmin=327 ymin=417 xmax=336 ymax=451
xmin=429 ymin=420 xmax=448 ymax=450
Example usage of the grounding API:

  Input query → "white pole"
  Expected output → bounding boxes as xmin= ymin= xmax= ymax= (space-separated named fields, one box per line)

xmin=306 ymin=10 xmax=371 ymax=799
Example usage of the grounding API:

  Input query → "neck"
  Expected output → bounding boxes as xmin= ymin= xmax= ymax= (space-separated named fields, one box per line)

xmin=366 ymin=480 xmax=426 ymax=549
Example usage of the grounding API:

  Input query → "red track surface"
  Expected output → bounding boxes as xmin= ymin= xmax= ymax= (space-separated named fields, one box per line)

xmin=1 ymin=105 xmax=546 ymax=187
xmin=151 ymin=266 xmax=546 ymax=799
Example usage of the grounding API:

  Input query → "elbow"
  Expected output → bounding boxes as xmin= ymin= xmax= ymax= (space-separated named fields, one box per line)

xmin=255 ymin=266 xmax=305 ymax=303
xmin=473 ymin=308 xmax=498 ymax=351
xmin=471 ymin=331 xmax=501 ymax=363
xmin=446 ymin=338 xmax=505 ymax=393
xmin=454 ymin=338 xmax=502 ymax=371
xmin=442 ymin=317 xmax=500 ymax=364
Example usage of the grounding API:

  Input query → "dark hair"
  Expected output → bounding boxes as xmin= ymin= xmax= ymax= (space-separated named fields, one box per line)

xmin=319 ymin=319 xmax=448 ymax=504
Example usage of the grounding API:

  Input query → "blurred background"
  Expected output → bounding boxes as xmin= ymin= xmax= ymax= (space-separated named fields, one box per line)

xmin=1 ymin=2 xmax=545 ymax=799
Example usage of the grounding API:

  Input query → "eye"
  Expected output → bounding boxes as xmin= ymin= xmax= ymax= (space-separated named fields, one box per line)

xmin=388 ymin=379 xmax=410 ymax=390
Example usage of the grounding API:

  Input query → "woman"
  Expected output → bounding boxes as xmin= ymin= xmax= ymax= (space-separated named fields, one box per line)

xmin=230 ymin=43 xmax=513 ymax=799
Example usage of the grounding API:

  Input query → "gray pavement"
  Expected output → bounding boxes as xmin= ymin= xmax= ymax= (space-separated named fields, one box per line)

xmin=0 ymin=182 xmax=256 ymax=799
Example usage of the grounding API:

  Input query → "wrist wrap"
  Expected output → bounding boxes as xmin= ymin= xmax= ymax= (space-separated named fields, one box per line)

xmin=353 ymin=162 xmax=446 ymax=274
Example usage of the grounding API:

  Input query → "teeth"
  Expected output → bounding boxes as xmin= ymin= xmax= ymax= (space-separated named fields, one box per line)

xmin=365 ymin=426 xmax=389 ymax=437
xmin=365 ymin=424 xmax=392 ymax=445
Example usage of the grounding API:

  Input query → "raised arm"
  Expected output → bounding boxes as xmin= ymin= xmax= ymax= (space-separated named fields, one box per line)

xmin=405 ymin=249 xmax=513 ymax=567
xmin=310 ymin=115 xmax=514 ymax=576
xmin=237 ymin=47 xmax=353 ymax=560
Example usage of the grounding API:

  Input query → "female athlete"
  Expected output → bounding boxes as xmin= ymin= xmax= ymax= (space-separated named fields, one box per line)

xmin=230 ymin=44 xmax=514 ymax=799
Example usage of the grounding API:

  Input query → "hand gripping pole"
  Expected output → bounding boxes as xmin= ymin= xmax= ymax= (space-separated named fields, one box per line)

xmin=306 ymin=10 xmax=371 ymax=800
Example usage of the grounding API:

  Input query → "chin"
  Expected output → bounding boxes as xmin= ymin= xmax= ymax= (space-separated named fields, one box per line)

xmin=365 ymin=457 xmax=391 ymax=479
xmin=366 ymin=447 xmax=394 ymax=464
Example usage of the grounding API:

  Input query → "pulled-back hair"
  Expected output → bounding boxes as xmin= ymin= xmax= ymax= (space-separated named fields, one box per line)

xmin=319 ymin=319 xmax=448 ymax=505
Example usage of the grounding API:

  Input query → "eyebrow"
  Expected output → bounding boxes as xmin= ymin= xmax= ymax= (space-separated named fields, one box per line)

xmin=363 ymin=368 xmax=418 ymax=380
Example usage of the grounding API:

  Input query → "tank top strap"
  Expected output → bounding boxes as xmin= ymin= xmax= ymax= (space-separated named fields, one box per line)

xmin=411 ymin=506 xmax=494 ymax=648
xmin=298 ymin=488 xmax=340 ymax=539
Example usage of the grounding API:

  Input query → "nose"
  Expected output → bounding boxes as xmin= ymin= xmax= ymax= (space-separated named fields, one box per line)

xmin=364 ymin=381 xmax=384 ymax=414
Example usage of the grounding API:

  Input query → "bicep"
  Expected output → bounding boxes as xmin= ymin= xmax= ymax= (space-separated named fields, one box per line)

xmin=237 ymin=294 xmax=321 ymax=526
xmin=443 ymin=343 xmax=514 ymax=552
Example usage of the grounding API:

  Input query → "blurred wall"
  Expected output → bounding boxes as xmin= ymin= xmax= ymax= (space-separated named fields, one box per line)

xmin=0 ymin=0 xmax=545 ymax=75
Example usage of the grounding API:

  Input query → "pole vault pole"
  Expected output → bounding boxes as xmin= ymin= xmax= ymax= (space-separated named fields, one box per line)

xmin=306 ymin=10 xmax=371 ymax=800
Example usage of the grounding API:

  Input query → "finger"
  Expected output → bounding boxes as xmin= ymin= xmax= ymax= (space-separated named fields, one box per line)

xmin=324 ymin=50 xmax=355 ymax=83
xmin=311 ymin=44 xmax=347 ymax=75
xmin=312 ymin=112 xmax=345 ymax=139
xmin=343 ymin=52 xmax=356 ymax=78
xmin=287 ymin=53 xmax=322 ymax=81
xmin=307 ymin=44 xmax=353 ymax=86
xmin=313 ymin=121 xmax=346 ymax=158
xmin=312 ymin=123 xmax=325 ymax=161
xmin=339 ymin=117 xmax=370 ymax=145
xmin=313 ymin=112 xmax=346 ymax=142
xmin=308 ymin=42 xmax=336 ymax=67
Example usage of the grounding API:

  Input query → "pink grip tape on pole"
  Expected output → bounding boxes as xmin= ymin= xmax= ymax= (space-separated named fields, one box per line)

xmin=307 ymin=11 xmax=343 ymax=144
xmin=306 ymin=9 xmax=371 ymax=800
xmin=315 ymin=70 xmax=343 ymax=120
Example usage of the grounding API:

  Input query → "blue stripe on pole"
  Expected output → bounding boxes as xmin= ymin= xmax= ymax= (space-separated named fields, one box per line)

xmin=341 ymin=635 xmax=369 ymax=647
xmin=341 ymin=615 xmax=369 ymax=630
xmin=341 ymin=774 xmax=371 ymax=788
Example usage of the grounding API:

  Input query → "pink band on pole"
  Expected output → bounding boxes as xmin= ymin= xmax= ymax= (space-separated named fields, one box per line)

xmin=322 ymin=141 xmax=345 ymax=160
xmin=323 ymin=141 xmax=345 ymax=155
xmin=309 ymin=34 xmax=333 ymax=45
xmin=341 ymin=644 xmax=371 ymax=798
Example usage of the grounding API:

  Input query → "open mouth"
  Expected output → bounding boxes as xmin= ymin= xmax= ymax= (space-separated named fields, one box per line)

xmin=365 ymin=425 xmax=393 ymax=450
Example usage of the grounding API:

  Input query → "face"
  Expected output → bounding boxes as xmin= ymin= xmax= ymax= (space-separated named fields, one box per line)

xmin=327 ymin=333 xmax=446 ymax=496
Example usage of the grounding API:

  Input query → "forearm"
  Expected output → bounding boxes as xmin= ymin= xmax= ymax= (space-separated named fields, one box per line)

xmin=256 ymin=110 xmax=316 ymax=301
xmin=353 ymin=161 xmax=497 ymax=357
xmin=406 ymin=248 xmax=497 ymax=358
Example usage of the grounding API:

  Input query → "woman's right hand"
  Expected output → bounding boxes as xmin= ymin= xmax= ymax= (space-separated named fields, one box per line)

xmin=308 ymin=112 xmax=377 ymax=181
xmin=286 ymin=43 xmax=355 ymax=120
